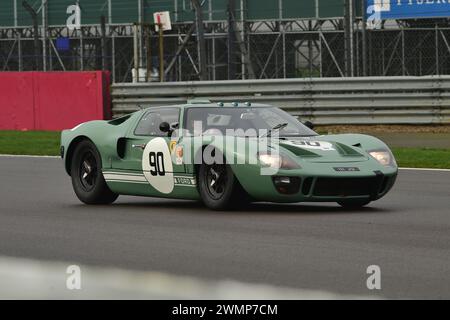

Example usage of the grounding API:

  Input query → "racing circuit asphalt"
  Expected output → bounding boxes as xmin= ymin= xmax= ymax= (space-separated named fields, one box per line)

xmin=0 ymin=156 xmax=449 ymax=299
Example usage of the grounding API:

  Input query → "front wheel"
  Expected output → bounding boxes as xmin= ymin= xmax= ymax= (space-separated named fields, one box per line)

xmin=198 ymin=163 xmax=248 ymax=211
xmin=70 ymin=140 xmax=118 ymax=205
xmin=337 ymin=199 xmax=371 ymax=209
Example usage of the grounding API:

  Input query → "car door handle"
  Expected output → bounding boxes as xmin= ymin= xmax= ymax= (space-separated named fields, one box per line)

xmin=132 ymin=144 xmax=146 ymax=150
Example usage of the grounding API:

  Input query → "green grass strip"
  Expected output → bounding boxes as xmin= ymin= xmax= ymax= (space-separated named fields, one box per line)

xmin=392 ymin=147 xmax=450 ymax=169
xmin=0 ymin=131 xmax=61 ymax=156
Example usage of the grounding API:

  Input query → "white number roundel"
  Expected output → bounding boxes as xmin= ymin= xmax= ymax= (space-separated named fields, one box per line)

xmin=286 ymin=140 xmax=335 ymax=151
xmin=142 ymin=137 xmax=174 ymax=194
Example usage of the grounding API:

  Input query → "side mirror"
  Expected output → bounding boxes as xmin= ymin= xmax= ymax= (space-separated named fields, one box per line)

xmin=303 ymin=121 xmax=314 ymax=130
xmin=159 ymin=122 xmax=171 ymax=133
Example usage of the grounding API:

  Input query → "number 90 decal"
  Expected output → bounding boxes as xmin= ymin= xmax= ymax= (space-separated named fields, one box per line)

xmin=149 ymin=152 xmax=165 ymax=176
xmin=142 ymin=138 xmax=174 ymax=194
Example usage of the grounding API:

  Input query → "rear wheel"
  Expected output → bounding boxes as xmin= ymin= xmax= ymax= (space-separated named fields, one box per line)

xmin=70 ymin=140 xmax=118 ymax=205
xmin=337 ymin=199 xmax=371 ymax=209
xmin=198 ymin=161 xmax=248 ymax=211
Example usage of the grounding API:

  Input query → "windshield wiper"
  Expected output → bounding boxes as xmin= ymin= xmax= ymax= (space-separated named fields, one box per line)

xmin=260 ymin=123 xmax=289 ymax=138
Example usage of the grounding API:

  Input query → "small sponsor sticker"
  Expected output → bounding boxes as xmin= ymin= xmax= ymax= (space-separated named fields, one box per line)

xmin=174 ymin=177 xmax=196 ymax=186
xmin=333 ymin=167 xmax=360 ymax=172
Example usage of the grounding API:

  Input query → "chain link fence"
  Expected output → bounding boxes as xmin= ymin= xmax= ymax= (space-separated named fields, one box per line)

xmin=2 ymin=20 xmax=450 ymax=82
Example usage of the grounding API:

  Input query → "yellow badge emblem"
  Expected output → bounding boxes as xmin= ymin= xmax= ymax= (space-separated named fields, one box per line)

xmin=169 ymin=140 xmax=177 ymax=153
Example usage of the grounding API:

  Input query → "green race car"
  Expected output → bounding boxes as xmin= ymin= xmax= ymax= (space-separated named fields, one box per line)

xmin=61 ymin=101 xmax=398 ymax=210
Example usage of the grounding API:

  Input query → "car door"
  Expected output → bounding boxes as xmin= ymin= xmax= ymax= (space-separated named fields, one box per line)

xmin=106 ymin=107 xmax=186 ymax=197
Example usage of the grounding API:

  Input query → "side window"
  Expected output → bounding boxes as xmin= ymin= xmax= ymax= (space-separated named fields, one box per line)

xmin=134 ymin=108 xmax=180 ymax=136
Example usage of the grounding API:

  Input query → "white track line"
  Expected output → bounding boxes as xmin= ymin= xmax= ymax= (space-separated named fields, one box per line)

xmin=399 ymin=167 xmax=450 ymax=172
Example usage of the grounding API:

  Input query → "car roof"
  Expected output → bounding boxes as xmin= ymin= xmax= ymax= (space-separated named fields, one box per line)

xmin=143 ymin=102 xmax=272 ymax=111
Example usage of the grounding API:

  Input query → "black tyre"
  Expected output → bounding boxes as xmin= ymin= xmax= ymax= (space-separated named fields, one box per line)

xmin=70 ymin=140 xmax=118 ymax=205
xmin=198 ymin=161 xmax=248 ymax=211
xmin=337 ymin=199 xmax=371 ymax=209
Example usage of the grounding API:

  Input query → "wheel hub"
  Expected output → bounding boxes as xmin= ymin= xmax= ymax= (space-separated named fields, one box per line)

xmin=205 ymin=165 xmax=227 ymax=200
xmin=79 ymin=152 xmax=97 ymax=191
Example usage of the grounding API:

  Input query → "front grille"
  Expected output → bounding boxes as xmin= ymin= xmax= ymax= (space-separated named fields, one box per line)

xmin=313 ymin=177 xmax=377 ymax=197
xmin=301 ymin=177 xmax=314 ymax=195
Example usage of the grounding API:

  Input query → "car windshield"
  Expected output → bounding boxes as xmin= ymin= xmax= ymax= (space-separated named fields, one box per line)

xmin=184 ymin=107 xmax=318 ymax=137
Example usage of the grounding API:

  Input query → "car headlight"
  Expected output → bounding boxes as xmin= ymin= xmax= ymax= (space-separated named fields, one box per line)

xmin=369 ymin=150 xmax=396 ymax=167
xmin=258 ymin=153 xmax=301 ymax=170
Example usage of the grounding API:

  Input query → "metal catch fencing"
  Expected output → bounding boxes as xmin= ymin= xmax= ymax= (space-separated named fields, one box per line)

xmin=111 ymin=76 xmax=450 ymax=125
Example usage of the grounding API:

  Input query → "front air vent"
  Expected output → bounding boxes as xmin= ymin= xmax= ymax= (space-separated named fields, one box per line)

xmin=280 ymin=143 xmax=319 ymax=157
xmin=313 ymin=177 xmax=376 ymax=197
xmin=272 ymin=177 xmax=301 ymax=195
xmin=334 ymin=142 xmax=364 ymax=156
xmin=378 ymin=176 xmax=390 ymax=195
xmin=301 ymin=177 xmax=314 ymax=195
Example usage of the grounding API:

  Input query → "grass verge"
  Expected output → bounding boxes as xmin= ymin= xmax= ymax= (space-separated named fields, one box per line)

xmin=0 ymin=131 xmax=449 ymax=169
xmin=391 ymin=147 xmax=450 ymax=169
xmin=0 ymin=131 xmax=60 ymax=156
